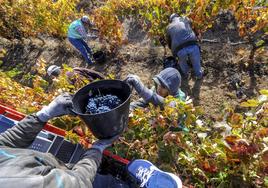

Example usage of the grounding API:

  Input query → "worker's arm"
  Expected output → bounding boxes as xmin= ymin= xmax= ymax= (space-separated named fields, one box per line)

xmin=43 ymin=149 xmax=101 ymax=188
xmin=185 ymin=16 xmax=201 ymax=41
xmin=44 ymin=137 xmax=117 ymax=188
xmin=147 ymin=92 xmax=165 ymax=106
xmin=0 ymin=115 xmax=45 ymax=148
xmin=125 ymin=75 xmax=164 ymax=107
xmin=0 ymin=93 xmax=74 ymax=148
xmin=130 ymin=98 xmax=150 ymax=110
xmin=73 ymin=67 xmax=105 ymax=80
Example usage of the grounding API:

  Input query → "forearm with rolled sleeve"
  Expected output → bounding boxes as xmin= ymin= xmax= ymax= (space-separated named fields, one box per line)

xmin=0 ymin=114 xmax=45 ymax=148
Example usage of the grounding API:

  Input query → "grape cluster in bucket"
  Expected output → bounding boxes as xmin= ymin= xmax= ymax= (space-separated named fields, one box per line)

xmin=86 ymin=94 xmax=122 ymax=114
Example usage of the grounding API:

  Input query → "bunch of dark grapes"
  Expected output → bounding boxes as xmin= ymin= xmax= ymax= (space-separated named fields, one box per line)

xmin=86 ymin=94 xmax=122 ymax=114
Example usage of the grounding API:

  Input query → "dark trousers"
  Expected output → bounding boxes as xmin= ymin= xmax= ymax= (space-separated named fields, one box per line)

xmin=68 ymin=37 xmax=93 ymax=64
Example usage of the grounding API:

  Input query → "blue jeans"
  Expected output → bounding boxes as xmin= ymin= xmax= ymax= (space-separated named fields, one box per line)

xmin=68 ymin=37 xmax=93 ymax=64
xmin=177 ymin=45 xmax=202 ymax=78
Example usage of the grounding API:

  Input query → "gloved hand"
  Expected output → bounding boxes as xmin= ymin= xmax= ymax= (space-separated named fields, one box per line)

xmin=91 ymin=135 xmax=119 ymax=153
xmin=125 ymin=74 xmax=140 ymax=87
xmin=87 ymin=34 xmax=98 ymax=40
xmin=36 ymin=93 xmax=74 ymax=122
xmin=125 ymin=74 xmax=153 ymax=102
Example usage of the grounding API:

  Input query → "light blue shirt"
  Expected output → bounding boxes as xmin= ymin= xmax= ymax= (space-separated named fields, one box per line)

xmin=67 ymin=19 xmax=87 ymax=39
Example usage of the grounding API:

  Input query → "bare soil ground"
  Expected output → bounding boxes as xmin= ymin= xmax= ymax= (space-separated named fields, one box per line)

xmin=0 ymin=13 xmax=267 ymax=118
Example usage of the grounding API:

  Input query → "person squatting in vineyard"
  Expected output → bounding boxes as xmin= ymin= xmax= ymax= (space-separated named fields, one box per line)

xmin=0 ymin=93 xmax=118 ymax=188
xmin=166 ymin=13 xmax=203 ymax=80
xmin=125 ymin=67 xmax=186 ymax=110
xmin=68 ymin=16 xmax=97 ymax=64
xmin=47 ymin=65 xmax=105 ymax=86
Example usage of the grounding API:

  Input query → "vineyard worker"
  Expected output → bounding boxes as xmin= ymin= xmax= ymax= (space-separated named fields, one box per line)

xmin=0 ymin=93 xmax=118 ymax=188
xmin=68 ymin=15 xmax=97 ymax=64
xmin=125 ymin=67 xmax=186 ymax=110
xmin=47 ymin=65 xmax=105 ymax=83
xmin=167 ymin=13 xmax=203 ymax=79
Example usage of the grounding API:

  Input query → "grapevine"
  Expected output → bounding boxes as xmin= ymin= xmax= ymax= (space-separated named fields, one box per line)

xmin=110 ymin=92 xmax=268 ymax=186
xmin=0 ymin=0 xmax=267 ymax=187
xmin=92 ymin=0 xmax=267 ymax=50
xmin=0 ymin=0 xmax=82 ymax=39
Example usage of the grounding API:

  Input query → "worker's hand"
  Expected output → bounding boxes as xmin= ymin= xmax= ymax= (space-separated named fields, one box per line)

xmin=36 ymin=93 xmax=74 ymax=122
xmin=124 ymin=74 xmax=144 ymax=93
xmin=124 ymin=74 xmax=153 ymax=102
xmin=124 ymin=74 xmax=141 ymax=87
xmin=87 ymin=34 xmax=98 ymax=40
xmin=91 ymin=135 xmax=119 ymax=153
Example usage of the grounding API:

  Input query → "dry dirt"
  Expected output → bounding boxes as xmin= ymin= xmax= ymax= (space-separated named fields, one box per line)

xmin=0 ymin=14 xmax=267 ymax=118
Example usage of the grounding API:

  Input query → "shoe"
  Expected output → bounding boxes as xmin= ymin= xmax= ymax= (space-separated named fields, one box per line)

xmin=195 ymin=69 xmax=204 ymax=80
xmin=85 ymin=62 xmax=94 ymax=69
xmin=127 ymin=159 xmax=182 ymax=188
xmin=195 ymin=75 xmax=203 ymax=80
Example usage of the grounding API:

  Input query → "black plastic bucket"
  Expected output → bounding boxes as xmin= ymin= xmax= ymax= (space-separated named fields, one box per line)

xmin=93 ymin=51 xmax=106 ymax=63
xmin=72 ymin=80 xmax=131 ymax=139
xmin=163 ymin=56 xmax=177 ymax=69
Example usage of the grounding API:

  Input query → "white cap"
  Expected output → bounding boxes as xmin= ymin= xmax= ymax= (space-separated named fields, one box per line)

xmin=81 ymin=15 xmax=90 ymax=23
xmin=169 ymin=13 xmax=179 ymax=22
xmin=47 ymin=65 xmax=60 ymax=76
